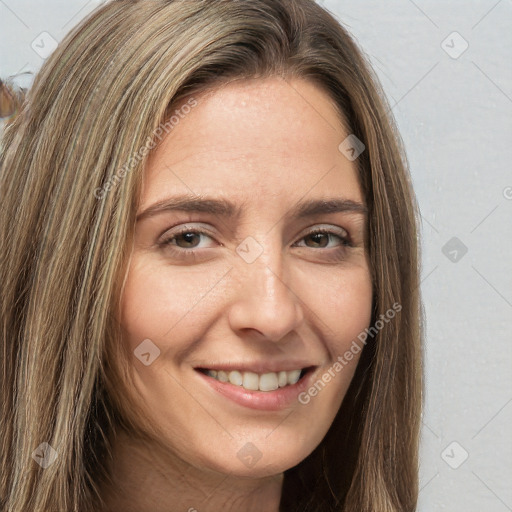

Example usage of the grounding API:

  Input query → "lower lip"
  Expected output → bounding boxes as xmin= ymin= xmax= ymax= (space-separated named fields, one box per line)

xmin=196 ymin=369 xmax=315 ymax=411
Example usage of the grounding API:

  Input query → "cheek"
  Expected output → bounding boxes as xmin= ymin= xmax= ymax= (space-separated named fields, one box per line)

xmin=304 ymin=263 xmax=373 ymax=357
xmin=116 ymin=257 xmax=220 ymax=437
xmin=119 ymin=257 xmax=217 ymax=352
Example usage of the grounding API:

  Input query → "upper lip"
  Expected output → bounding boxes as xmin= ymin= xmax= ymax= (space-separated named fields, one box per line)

xmin=194 ymin=361 xmax=318 ymax=374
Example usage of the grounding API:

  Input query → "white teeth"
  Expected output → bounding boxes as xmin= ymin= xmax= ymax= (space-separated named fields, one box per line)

xmin=259 ymin=372 xmax=279 ymax=391
xmin=287 ymin=369 xmax=301 ymax=385
xmin=242 ymin=372 xmax=259 ymax=390
xmin=205 ymin=368 xmax=304 ymax=392
xmin=217 ymin=370 xmax=228 ymax=382
xmin=228 ymin=370 xmax=243 ymax=386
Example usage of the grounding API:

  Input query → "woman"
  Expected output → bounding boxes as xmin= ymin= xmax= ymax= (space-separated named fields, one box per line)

xmin=0 ymin=1 xmax=423 ymax=511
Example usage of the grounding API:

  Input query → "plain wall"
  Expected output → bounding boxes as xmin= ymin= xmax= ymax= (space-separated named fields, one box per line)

xmin=1 ymin=1 xmax=511 ymax=509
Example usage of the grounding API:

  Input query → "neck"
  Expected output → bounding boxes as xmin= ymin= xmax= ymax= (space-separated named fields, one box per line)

xmin=99 ymin=429 xmax=283 ymax=512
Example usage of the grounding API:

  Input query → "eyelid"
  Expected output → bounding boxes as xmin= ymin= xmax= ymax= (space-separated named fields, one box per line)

xmin=301 ymin=223 xmax=349 ymax=238
xmin=158 ymin=223 xmax=218 ymax=244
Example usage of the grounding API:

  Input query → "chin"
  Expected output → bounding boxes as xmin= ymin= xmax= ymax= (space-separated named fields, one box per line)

xmin=193 ymin=436 xmax=317 ymax=479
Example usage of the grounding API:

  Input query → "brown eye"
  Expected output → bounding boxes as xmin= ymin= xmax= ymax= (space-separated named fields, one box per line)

xmin=159 ymin=226 xmax=218 ymax=260
xmin=297 ymin=228 xmax=350 ymax=250
xmin=170 ymin=231 xmax=203 ymax=249
xmin=304 ymin=232 xmax=333 ymax=248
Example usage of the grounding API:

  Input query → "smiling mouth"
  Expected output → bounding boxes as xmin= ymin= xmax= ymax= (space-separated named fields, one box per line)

xmin=196 ymin=367 xmax=314 ymax=392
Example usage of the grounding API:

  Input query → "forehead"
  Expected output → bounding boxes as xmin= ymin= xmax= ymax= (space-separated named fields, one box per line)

xmin=139 ymin=77 xmax=363 ymax=211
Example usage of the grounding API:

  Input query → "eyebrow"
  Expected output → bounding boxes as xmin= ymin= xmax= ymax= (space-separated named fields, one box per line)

xmin=135 ymin=194 xmax=368 ymax=222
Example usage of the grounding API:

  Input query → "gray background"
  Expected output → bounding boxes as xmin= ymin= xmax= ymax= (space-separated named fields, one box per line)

xmin=1 ymin=1 xmax=511 ymax=509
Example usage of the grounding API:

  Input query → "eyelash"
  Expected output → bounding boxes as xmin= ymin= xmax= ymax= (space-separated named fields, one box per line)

xmin=159 ymin=225 xmax=352 ymax=260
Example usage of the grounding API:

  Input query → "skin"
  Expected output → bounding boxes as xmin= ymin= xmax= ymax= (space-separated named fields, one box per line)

xmin=102 ymin=77 xmax=373 ymax=512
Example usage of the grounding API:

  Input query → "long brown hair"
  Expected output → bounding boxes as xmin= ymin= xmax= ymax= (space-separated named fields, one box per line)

xmin=0 ymin=1 xmax=422 ymax=510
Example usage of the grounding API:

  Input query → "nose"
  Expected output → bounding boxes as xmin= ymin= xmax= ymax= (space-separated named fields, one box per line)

xmin=227 ymin=248 xmax=305 ymax=343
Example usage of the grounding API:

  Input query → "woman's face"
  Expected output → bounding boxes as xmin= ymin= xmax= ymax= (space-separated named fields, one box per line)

xmin=119 ymin=77 xmax=373 ymax=477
